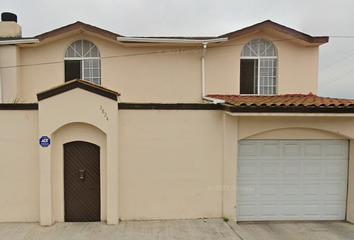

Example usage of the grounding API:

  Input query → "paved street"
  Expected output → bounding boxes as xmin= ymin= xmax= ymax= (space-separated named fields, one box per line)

xmin=0 ymin=219 xmax=240 ymax=240
xmin=1 ymin=219 xmax=354 ymax=240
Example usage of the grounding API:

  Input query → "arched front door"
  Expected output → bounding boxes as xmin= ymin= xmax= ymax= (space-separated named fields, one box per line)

xmin=64 ymin=141 xmax=100 ymax=222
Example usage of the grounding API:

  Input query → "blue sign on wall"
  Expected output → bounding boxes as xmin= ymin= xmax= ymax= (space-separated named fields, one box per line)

xmin=39 ymin=136 xmax=51 ymax=147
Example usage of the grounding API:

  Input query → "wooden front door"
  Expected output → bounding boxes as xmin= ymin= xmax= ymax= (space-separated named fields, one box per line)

xmin=64 ymin=141 xmax=100 ymax=222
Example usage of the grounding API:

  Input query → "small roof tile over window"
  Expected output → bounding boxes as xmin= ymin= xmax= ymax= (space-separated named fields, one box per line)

xmin=207 ymin=93 xmax=354 ymax=107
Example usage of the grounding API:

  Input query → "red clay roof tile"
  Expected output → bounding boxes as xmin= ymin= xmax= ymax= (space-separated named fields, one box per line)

xmin=207 ymin=93 xmax=354 ymax=107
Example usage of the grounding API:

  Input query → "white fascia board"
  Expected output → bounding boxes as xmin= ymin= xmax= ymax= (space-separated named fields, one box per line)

xmin=117 ymin=37 xmax=228 ymax=44
xmin=0 ymin=39 xmax=39 ymax=45
xmin=225 ymin=112 xmax=354 ymax=117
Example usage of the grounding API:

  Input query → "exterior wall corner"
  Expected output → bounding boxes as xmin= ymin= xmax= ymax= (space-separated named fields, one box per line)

xmin=222 ymin=113 xmax=238 ymax=222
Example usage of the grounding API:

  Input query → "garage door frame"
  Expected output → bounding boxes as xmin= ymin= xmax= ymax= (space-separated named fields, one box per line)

xmin=237 ymin=139 xmax=349 ymax=221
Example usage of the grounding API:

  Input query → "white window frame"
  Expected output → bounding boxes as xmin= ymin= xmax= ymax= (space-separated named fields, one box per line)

xmin=64 ymin=40 xmax=101 ymax=85
xmin=240 ymin=38 xmax=277 ymax=95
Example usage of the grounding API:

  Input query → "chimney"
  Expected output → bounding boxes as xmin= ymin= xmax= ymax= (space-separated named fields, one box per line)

xmin=0 ymin=12 xmax=22 ymax=38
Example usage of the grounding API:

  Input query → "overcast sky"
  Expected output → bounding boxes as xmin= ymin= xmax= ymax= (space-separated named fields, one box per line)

xmin=2 ymin=0 xmax=354 ymax=99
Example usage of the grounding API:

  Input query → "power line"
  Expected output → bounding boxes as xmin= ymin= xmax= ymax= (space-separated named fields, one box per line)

xmin=319 ymin=69 xmax=354 ymax=88
xmin=320 ymin=51 xmax=354 ymax=72
xmin=328 ymin=36 xmax=354 ymax=38
xmin=0 ymin=37 xmax=300 ymax=70
xmin=0 ymin=50 xmax=162 ymax=69
xmin=0 ymin=35 xmax=348 ymax=70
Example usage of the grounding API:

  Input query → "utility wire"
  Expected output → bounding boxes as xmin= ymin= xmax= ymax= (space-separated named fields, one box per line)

xmin=320 ymin=51 xmax=354 ymax=72
xmin=0 ymin=36 xmax=352 ymax=70
xmin=0 ymin=51 xmax=162 ymax=69
xmin=0 ymin=37 xmax=301 ymax=70
xmin=319 ymin=69 xmax=354 ymax=88
xmin=328 ymin=36 xmax=354 ymax=38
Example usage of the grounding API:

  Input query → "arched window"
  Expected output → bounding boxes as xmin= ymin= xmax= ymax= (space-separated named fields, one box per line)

xmin=64 ymin=40 xmax=101 ymax=85
xmin=240 ymin=39 xmax=277 ymax=94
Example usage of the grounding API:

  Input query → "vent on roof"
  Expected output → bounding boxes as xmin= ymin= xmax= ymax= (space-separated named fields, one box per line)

xmin=1 ymin=12 xmax=17 ymax=23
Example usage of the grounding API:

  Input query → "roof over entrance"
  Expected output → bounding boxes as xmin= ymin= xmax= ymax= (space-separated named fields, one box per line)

xmin=37 ymin=79 xmax=120 ymax=101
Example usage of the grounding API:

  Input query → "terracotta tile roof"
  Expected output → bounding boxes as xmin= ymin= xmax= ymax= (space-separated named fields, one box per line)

xmin=207 ymin=93 xmax=354 ymax=107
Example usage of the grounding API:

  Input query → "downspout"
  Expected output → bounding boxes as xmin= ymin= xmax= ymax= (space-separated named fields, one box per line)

xmin=0 ymin=69 xmax=2 ymax=103
xmin=201 ymin=43 xmax=225 ymax=104
xmin=0 ymin=59 xmax=2 ymax=103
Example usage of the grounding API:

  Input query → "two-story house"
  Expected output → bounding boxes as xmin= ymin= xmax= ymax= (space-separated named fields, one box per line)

xmin=1 ymin=12 xmax=354 ymax=226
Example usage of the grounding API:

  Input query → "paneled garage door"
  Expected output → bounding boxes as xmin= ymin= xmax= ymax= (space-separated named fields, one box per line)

xmin=237 ymin=140 xmax=348 ymax=221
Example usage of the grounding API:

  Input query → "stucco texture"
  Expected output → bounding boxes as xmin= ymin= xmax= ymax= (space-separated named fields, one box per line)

xmin=118 ymin=110 xmax=224 ymax=220
xmin=0 ymin=110 xmax=39 ymax=222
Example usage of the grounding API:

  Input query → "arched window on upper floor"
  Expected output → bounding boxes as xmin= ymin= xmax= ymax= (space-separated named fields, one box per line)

xmin=240 ymin=38 xmax=277 ymax=95
xmin=64 ymin=40 xmax=101 ymax=85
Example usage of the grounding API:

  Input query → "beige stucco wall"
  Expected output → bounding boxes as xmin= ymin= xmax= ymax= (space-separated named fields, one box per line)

xmin=245 ymin=127 xmax=346 ymax=140
xmin=0 ymin=22 xmax=22 ymax=38
xmin=206 ymin=29 xmax=319 ymax=95
xmin=0 ymin=110 xmax=39 ymax=222
xmin=1 ymin=105 xmax=354 ymax=224
xmin=0 ymin=27 xmax=322 ymax=104
xmin=18 ymin=33 xmax=203 ymax=103
xmin=0 ymin=45 xmax=21 ymax=102
xmin=118 ymin=109 xmax=224 ymax=220
xmin=238 ymin=116 xmax=354 ymax=140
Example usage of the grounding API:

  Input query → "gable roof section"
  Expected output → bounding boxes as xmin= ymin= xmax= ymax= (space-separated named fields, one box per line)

xmin=37 ymin=79 xmax=120 ymax=101
xmin=1 ymin=19 xmax=327 ymax=46
xmin=219 ymin=20 xmax=328 ymax=45
xmin=35 ymin=21 xmax=122 ymax=42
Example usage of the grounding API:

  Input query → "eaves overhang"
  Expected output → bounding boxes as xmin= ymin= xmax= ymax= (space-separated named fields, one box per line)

xmin=116 ymin=102 xmax=354 ymax=115
xmin=0 ymin=39 xmax=39 ymax=45
xmin=221 ymin=104 xmax=354 ymax=116
xmin=117 ymin=37 xmax=228 ymax=44
xmin=6 ymin=20 xmax=328 ymax=48
xmin=35 ymin=21 xmax=122 ymax=42
xmin=37 ymin=79 xmax=120 ymax=101
xmin=219 ymin=20 xmax=328 ymax=46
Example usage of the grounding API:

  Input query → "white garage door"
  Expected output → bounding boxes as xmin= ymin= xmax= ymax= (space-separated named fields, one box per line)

xmin=237 ymin=140 xmax=348 ymax=221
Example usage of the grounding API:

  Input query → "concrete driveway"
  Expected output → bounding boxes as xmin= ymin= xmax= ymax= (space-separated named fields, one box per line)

xmin=0 ymin=219 xmax=353 ymax=240
xmin=228 ymin=221 xmax=354 ymax=240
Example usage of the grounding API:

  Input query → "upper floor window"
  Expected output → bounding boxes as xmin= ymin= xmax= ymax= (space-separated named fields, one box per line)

xmin=240 ymin=38 xmax=277 ymax=95
xmin=64 ymin=40 xmax=101 ymax=85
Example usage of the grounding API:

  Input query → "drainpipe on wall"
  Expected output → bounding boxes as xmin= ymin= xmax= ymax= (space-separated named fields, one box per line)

xmin=0 ymin=69 xmax=2 ymax=103
xmin=116 ymin=36 xmax=227 ymax=104
xmin=201 ymin=43 xmax=225 ymax=104
xmin=0 ymin=57 xmax=2 ymax=103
